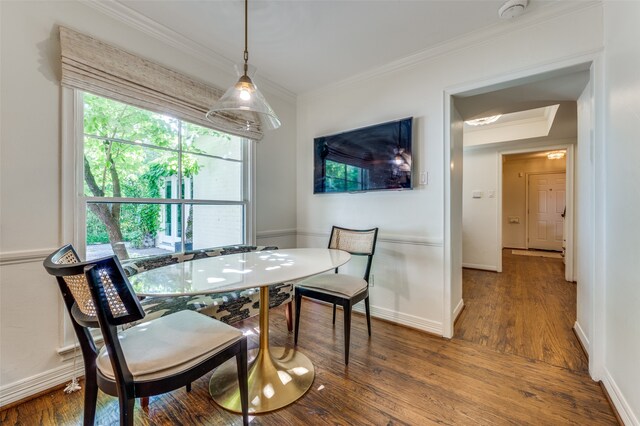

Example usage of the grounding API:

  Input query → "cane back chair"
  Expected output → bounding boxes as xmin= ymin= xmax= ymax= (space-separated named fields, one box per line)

xmin=44 ymin=245 xmax=249 ymax=425
xmin=294 ymin=226 xmax=378 ymax=365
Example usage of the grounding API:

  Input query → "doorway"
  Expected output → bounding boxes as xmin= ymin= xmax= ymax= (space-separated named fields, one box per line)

xmin=444 ymin=58 xmax=603 ymax=379
xmin=527 ymin=172 xmax=566 ymax=251
xmin=499 ymin=148 xmax=572 ymax=269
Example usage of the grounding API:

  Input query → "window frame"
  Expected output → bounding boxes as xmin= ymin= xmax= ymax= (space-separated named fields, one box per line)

xmin=70 ymin=90 xmax=256 ymax=260
xmin=324 ymin=160 xmax=367 ymax=192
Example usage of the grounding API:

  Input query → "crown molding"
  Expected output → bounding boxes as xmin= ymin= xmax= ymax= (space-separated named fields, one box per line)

xmin=80 ymin=0 xmax=296 ymax=103
xmin=299 ymin=1 xmax=602 ymax=100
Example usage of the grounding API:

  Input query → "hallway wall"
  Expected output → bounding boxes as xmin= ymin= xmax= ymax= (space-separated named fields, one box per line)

xmin=602 ymin=2 xmax=640 ymax=423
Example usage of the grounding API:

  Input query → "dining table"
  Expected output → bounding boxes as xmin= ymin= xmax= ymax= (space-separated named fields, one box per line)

xmin=130 ymin=247 xmax=351 ymax=414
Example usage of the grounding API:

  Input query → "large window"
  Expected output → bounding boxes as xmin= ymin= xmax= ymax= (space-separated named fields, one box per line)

xmin=81 ymin=93 xmax=248 ymax=261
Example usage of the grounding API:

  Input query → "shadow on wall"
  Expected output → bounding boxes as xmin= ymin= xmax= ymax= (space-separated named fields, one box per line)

xmin=37 ymin=26 xmax=61 ymax=83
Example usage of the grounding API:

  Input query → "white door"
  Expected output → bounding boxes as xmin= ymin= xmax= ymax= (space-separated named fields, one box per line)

xmin=528 ymin=173 xmax=566 ymax=251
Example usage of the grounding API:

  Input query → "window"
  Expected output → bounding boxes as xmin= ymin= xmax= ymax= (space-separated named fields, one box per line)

xmin=324 ymin=160 xmax=367 ymax=192
xmin=81 ymin=93 xmax=249 ymax=261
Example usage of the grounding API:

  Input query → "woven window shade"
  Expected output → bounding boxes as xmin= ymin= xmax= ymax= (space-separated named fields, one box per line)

xmin=59 ymin=26 xmax=262 ymax=140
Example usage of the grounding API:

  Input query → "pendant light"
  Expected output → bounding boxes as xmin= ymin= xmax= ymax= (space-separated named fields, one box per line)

xmin=205 ymin=0 xmax=281 ymax=140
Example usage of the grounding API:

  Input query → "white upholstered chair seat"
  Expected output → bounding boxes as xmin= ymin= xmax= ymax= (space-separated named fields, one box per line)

xmin=297 ymin=273 xmax=367 ymax=298
xmin=97 ymin=310 xmax=243 ymax=381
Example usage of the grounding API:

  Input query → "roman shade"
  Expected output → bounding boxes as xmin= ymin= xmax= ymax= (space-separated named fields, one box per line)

xmin=59 ymin=26 xmax=262 ymax=140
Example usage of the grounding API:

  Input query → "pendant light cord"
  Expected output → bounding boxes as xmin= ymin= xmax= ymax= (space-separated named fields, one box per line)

xmin=243 ymin=0 xmax=249 ymax=76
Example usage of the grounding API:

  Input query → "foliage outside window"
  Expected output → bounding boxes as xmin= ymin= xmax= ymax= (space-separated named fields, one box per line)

xmin=82 ymin=93 xmax=246 ymax=261
xmin=325 ymin=160 xmax=366 ymax=192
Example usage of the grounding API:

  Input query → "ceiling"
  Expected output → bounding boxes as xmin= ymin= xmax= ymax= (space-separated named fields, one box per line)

xmin=454 ymin=68 xmax=590 ymax=120
xmin=115 ymin=0 xmax=559 ymax=94
xmin=454 ymin=66 xmax=589 ymax=148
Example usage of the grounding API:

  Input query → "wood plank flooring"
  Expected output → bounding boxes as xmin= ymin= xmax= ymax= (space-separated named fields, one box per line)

xmin=2 ymin=253 xmax=615 ymax=424
xmin=456 ymin=249 xmax=588 ymax=372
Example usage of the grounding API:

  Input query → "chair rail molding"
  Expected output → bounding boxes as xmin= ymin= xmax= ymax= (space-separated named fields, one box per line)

xmin=0 ymin=248 xmax=58 ymax=266
xmin=297 ymin=230 xmax=443 ymax=247
xmin=256 ymin=228 xmax=297 ymax=239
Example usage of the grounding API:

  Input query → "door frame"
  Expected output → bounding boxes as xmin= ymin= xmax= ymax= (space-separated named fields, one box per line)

xmin=497 ymin=145 xmax=574 ymax=281
xmin=443 ymin=52 xmax=604 ymax=381
xmin=525 ymin=171 xmax=568 ymax=252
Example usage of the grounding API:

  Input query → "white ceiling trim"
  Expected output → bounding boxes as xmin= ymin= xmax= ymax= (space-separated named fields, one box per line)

xmin=463 ymin=136 xmax=576 ymax=153
xmin=299 ymin=1 xmax=601 ymax=100
xmin=81 ymin=0 xmax=296 ymax=103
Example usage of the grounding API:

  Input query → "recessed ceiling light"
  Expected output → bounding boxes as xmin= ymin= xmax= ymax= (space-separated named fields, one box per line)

xmin=465 ymin=115 xmax=502 ymax=126
xmin=547 ymin=150 xmax=566 ymax=160
xmin=498 ymin=0 xmax=528 ymax=19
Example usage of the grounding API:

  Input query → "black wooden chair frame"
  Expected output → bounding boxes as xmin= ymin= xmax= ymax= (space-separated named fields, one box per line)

xmin=44 ymin=246 xmax=249 ymax=426
xmin=43 ymin=245 xmax=103 ymax=426
xmin=294 ymin=226 xmax=379 ymax=365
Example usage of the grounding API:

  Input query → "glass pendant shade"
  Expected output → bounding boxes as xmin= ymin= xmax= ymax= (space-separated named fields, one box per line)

xmin=204 ymin=0 xmax=280 ymax=140
xmin=206 ymin=65 xmax=280 ymax=137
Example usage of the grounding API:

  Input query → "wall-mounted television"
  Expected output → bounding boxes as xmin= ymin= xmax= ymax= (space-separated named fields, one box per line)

xmin=314 ymin=117 xmax=413 ymax=194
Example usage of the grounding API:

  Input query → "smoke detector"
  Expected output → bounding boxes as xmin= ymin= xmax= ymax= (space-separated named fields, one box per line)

xmin=498 ymin=0 xmax=528 ymax=19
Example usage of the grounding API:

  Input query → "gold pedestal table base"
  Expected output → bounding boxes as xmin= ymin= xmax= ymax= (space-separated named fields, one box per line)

xmin=209 ymin=287 xmax=315 ymax=414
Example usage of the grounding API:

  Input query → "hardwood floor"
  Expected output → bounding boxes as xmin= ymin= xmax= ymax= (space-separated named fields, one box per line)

xmin=456 ymin=249 xmax=588 ymax=372
xmin=1 ymin=294 xmax=616 ymax=425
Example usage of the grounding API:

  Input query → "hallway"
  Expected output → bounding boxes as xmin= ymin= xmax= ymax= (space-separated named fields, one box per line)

xmin=455 ymin=249 xmax=587 ymax=372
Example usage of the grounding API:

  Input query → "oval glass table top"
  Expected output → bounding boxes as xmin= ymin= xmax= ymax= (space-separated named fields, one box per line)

xmin=130 ymin=248 xmax=351 ymax=296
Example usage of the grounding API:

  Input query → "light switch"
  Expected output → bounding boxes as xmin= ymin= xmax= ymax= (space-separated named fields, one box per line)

xmin=419 ymin=172 xmax=428 ymax=185
xmin=472 ymin=190 xmax=483 ymax=199
xmin=488 ymin=190 xmax=496 ymax=198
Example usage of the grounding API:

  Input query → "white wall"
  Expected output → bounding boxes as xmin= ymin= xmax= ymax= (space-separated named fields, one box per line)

xmin=0 ymin=0 xmax=297 ymax=405
xmin=574 ymin=81 xmax=593 ymax=357
xmin=502 ymin=156 xmax=567 ymax=249
xmin=449 ymin=107 xmax=464 ymax=331
xmin=297 ymin=5 xmax=603 ymax=335
xmin=602 ymin=2 xmax=640 ymax=423
xmin=462 ymin=148 xmax=499 ymax=270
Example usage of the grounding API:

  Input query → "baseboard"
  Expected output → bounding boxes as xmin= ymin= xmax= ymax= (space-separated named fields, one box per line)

xmin=462 ymin=262 xmax=498 ymax=272
xmin=453 ymin=299 xmax=465 ymax=322
xmin=352 ymin=304 xmax=443 ymax=336
xmin=0 ymin=362 xmax=84 ymax=408
xmin=601 ymin=368 xmax=639 ymax=426
xmin=573 ymin=321 xmax=590 ymax=358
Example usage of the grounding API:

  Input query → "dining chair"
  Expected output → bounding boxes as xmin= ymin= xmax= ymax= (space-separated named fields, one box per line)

xmin=44 ymin=245 xmax=249 ymax=426
xmin=294 ymin=226 xmax=378 ymax=365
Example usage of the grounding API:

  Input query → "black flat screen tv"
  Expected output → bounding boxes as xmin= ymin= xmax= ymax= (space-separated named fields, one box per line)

xmin=314 ymin=117 xmax=413 ymax=194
